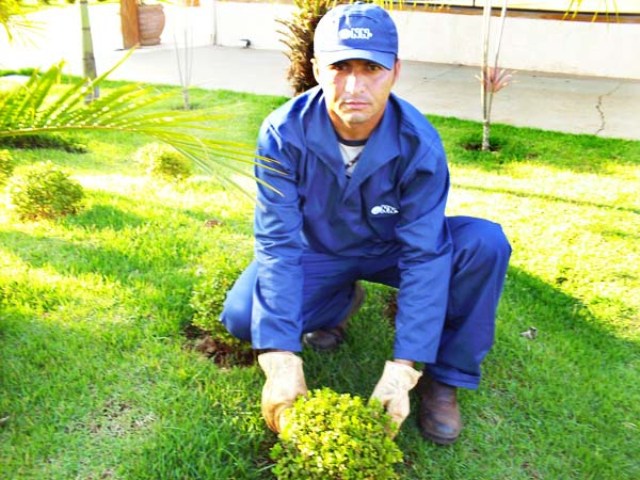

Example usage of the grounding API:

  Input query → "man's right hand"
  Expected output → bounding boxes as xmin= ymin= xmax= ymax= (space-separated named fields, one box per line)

xmin=257 ymin=351 xmax=308 ymax=433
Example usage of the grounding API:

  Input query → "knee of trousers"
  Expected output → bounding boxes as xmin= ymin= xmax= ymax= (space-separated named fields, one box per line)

xmin=220 ymin=297 xmax=252 ymax=342
xmin=480 ymin=221 xmax=512 ymax=264
xmin=458 ymin=220 xmax=512 ymax=269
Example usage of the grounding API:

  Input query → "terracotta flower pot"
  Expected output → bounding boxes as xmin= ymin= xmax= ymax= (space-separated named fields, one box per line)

xmin=138 ymin=4 xmax=166 ymax=46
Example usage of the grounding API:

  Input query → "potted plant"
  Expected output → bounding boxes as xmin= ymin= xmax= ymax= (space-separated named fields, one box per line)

xmin=137 ymin=1 xmax=166 ymax=46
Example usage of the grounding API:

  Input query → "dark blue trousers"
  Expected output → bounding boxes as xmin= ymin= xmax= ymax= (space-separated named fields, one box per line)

xmin=221 ymin=216 xmax=511 ymax=389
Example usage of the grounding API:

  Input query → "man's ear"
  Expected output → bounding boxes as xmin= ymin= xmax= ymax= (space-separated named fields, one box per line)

xmin=392 ymin=59 xmax=402 ymax=85
xmin=312 ymin=58 xmax=321 ymax=83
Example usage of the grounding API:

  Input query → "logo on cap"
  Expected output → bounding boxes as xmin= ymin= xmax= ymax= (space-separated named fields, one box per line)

xmin=338 ymin=27 xmax=373 ymax=40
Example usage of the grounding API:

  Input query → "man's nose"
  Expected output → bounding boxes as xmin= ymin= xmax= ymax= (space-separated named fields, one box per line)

xmin=344 ymin=73 xmax=362 ymax=94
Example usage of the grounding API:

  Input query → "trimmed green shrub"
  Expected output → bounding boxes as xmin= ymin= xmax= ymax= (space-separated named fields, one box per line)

xmin=270 ymin=388 xmax=403 ymax=480
xmin=134 ymin=142 xmax=193 ymax=181
xmin=0 ymin=149 xmax=15 ymax=185
xmin=8 ymin=161 xmax=84 ymax=220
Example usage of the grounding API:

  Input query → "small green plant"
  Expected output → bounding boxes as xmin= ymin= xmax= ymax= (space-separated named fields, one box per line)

xmin=134 ymin=142 xmax=193 ymax=181
xmin=0 ymin=149 xmax=15 ymax=185
xmin=8 ymin=161 xmax=84 ymax=220
xmin=270 ymin=388 xmax=403 ymax=480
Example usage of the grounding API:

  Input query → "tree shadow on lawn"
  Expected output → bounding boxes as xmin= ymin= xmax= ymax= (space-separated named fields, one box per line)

xmin=0 ymin=305 xmax=270 ymax=479
xmin=65 ymin=203 xmax=147 ymax=231
xmin=63 ymin=189 xmax=226 ymax=232
xmin=0 ymin=307 xmax=159 ymax=478
xmin=453 ymin=182 xmax=640 ymax=215
xmin=0 ymin=194 xmax=228 ymax=289
xmin=0 ymin=205 xmax=207 ymax=338
xmin=0 ymin=229 xmax=166 ymax=286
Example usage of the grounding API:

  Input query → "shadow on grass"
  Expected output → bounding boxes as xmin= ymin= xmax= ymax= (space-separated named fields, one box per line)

xmin=453 ymin=182 xmax=640 ymax=215
xmin=0 ymin=194 xmax=230 ymax=285
xmin=64 ymin=189 xmax=222 ymax=230
xmin=67 ymin=204 xmax=147 ymax=230
xmin=0 ymin=305 xmax=166 ymax=477
xmin=397 ymin=266 xmax=638 ymax=479
xmin=0 ymin=305 xmax=270 ymax=479
xmin=0 ymin=229 xmax=159 ymax=283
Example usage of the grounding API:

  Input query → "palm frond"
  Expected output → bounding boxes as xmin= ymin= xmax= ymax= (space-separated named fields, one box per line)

xmin=0 ymin=59 xmax=284 ymax=196
xmin=0 ymin=0 xmax=22 ymax=42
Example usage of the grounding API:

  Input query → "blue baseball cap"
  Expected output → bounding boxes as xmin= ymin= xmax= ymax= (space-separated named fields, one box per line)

xmin=313 ymin=3 xmax=398 ymax=70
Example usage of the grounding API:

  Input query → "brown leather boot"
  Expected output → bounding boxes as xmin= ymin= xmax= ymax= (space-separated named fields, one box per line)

xmin=418 ymin=376 xmax=462 ymax=445
xmin=302 ymin=283 xmax=365 ymax=351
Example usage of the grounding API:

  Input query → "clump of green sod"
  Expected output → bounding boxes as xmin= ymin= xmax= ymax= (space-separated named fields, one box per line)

xmin=270 ymin=388 xmax=403 ymax=480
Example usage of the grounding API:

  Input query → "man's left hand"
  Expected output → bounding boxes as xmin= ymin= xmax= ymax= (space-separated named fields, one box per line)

xmin=370 ymin=360 xmax=422 ymax=434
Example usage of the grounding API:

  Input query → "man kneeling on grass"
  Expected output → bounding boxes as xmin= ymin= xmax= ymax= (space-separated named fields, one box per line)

xmin=220 ymin=3 xmax=511 ymax=445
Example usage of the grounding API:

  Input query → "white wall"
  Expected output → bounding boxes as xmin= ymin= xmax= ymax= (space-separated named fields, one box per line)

xmin=213 ymin=1 xmax=293 ymax=49
xmin=209 ymin=1 xmax=640 ymax=80
xmin=391 ymin=11 xmax=640 ymax=80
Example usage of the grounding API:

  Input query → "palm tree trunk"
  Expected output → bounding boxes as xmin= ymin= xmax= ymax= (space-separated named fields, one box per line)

xmin=80 ymin=0 xmax=99 ymax=102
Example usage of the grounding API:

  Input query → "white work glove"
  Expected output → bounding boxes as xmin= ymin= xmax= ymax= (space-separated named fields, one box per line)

xmin=257 ymin=351 xmax=308 ymax=433
xmin=370 ymin=360 xmax=423 ymax=433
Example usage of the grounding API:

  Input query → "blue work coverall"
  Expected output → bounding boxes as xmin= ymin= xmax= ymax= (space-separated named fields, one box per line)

xmin=221 ymin=86 xmax=511 ymax=389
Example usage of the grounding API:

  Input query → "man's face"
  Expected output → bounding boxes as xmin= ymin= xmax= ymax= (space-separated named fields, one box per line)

xmin=313 ymin=58 xmax=400 ymax=140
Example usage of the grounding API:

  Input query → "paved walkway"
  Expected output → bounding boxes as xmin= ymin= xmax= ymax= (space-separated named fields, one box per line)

xmin=1 ymin=4 xmax=639 ymax=140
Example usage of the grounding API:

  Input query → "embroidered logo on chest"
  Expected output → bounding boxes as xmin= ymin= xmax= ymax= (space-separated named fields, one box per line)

xmin=371 ymin=204 xmax=399 ymax=216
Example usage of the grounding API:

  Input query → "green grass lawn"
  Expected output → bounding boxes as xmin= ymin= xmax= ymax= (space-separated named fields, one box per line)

xmin=0 ymin=84 xmax=638 ymax=479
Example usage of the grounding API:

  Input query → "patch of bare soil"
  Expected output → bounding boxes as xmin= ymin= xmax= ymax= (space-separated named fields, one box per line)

xmin=383 ymin=292 xmax=398 ymax=327
xmin=183 ymin=324 xmax=256 ymax=368
xmin=463 ymin=141 xmax=501 ymax=152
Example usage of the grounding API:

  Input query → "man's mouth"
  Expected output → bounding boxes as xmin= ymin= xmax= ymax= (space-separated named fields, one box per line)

xmin=342 ymin=100 xmax=369 ymax=110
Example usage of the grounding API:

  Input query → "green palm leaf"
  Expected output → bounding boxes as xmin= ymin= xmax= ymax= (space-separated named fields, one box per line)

xmin=0 ymin=57 xmax=284 ymax=195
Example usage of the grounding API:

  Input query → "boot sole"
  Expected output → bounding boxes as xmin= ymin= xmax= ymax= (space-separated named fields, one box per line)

xmin=419 ymin=428 xmax=459 ymax=446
